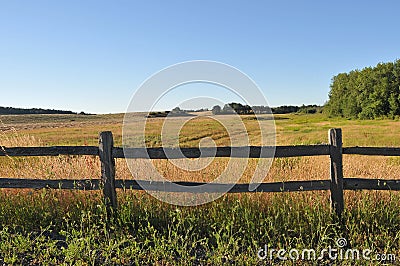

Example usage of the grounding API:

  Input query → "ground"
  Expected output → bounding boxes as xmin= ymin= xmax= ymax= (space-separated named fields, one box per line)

xmin=0 ymin=113 xmax=399 ymax=265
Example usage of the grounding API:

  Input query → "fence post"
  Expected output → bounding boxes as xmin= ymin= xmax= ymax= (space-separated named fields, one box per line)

xmin=329 ymin=128 xmax=344 ymax=217
xmin=99 ymin=131 xmax=117 ymax=212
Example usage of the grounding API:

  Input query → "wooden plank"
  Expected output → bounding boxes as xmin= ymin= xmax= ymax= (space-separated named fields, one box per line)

xmin=2 ymin=177 xmax=399 ymax=192
xmin=343 ymin=147 xmax=400 ymax=156
xmin=4 ymin=145 xmax=400 ymax=158
xmin=115 ymin=145 xmax=331 ymax=159
xmin=115 ymin=179 xmax=331 ymax=193
xmin=275 ymin=145 xmax=330 ymax=157
xmin=99 ymin=132 xmax=118 ymax=210
xmin=344 ymin=178 xmax=400 ymax=191
xmin=0 ymin=146 xmax=99 ymax=157
xmin=0 ymin=178 xmax=100 ymax=189
xmin=329 ymin=128 xmax=344 ymax=217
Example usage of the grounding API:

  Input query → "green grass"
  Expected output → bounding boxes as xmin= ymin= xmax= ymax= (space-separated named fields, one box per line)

xmin=1 ymin=112 xmax=400 ymax=264
xmin=0 ymin=190 xmax=399 ymax=265
xmin=3 ymin=112 xmax=400 ymax=147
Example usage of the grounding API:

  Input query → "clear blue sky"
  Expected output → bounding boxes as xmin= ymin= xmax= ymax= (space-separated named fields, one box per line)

xmin=1 ymin=0 xmax=399 ymax=113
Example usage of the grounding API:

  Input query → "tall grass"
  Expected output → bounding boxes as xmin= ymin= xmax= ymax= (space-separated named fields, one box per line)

xmin=0 ymin=128 xmax=100 ymax=180
xmin=0 ymin=190 xmax=399 ymax=265
xmin=1 ymin=114 xmax=400 ymax=264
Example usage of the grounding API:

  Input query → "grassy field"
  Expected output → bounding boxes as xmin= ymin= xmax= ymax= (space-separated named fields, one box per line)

xmin=0 ymin=113 xmax=399 ymax=265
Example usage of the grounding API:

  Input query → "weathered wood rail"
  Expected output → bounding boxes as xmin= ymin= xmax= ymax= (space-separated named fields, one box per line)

xmin=1 ymin=129 xmax=400 ymax=216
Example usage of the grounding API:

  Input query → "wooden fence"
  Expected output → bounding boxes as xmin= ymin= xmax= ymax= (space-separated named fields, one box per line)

xmin=1 ymin=128 xmax=400 ymax=216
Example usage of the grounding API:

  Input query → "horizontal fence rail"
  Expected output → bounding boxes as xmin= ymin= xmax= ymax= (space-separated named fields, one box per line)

xmin=3 ymin=145 xmax=400 ymax=158
xmin=1 ymin=178 xmax=399 ymax=192
xmin=1 ymin=129 xmax=400 ymax=216
xmin=0 ymin=178 xmax=101 ymax=190
xmin=344 ymin=178 xmax=400 ymax=190
xmin=0 ymin=145 xmax=331 ymax=158
xmin=343 ymin=147 xmax=400 ymax=156
xmin=115 ymin=145 xmax=331 ymax=159
xmin=0 ymin=146 xmax=99 ymax=156
xmin=4 ymin=145 xmax=400 ymax=158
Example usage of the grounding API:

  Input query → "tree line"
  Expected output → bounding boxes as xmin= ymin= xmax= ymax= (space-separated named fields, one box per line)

xmin=0 ymin=106 xmax=86 ymax=115
xmin=325 ymin=59 xmax=400 ymax=119
xmin=211 ymin=103 xmax=322 ymax=115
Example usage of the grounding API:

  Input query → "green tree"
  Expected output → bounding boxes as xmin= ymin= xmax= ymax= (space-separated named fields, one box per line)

xmin=325 ymin=59 xmax=400 ymax=119
xmin=212 ymin=105 xmax=221 ymax=115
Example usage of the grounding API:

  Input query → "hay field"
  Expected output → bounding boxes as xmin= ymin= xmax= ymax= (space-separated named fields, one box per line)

xmin=0 ymin=113 xmax=399 ymax=265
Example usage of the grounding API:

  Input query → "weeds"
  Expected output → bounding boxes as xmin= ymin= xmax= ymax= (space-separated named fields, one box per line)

xmin=0 ymin=191 xmax=399 ymax=264
xmin=0 ymin=114 xmax=400 ymax=264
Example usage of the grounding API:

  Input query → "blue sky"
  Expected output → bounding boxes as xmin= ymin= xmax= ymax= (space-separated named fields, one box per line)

xmin=1 ymin=0 xmax=399 ymax=113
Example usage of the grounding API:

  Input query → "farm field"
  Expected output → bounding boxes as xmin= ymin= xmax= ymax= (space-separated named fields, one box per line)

xmin=0 ymin=113 xmax=400 ymax=265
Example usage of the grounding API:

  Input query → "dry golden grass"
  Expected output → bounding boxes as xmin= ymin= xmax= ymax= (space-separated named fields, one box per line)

xmin=1 ymin=113 xmax=400 ymax=187
xmin=0 ymin=128 xmax=100 ymax=180
xmin=1 ymin=114 xmax=400 ymax=264
xmin=2 ymin=116 xmax=398 ymax=233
